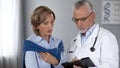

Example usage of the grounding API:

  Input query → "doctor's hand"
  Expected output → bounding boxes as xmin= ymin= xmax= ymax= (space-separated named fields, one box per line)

xmin=72 ymin=57 xmax=82 ymax=68
xmin=72 ymin=56 xmax=79 ymax=62
xmin=39 ymin=52 xmax=59 ymax=66
xmin=73 ymin=65 xmax=82 ymax=68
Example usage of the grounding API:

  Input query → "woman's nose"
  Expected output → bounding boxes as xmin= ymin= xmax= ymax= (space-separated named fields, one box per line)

xmin=48 ymin=24 xmax=53 ymax=29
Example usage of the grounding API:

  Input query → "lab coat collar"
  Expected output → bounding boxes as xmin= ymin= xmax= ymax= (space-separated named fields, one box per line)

xmin=74 ymin=24 xmax=100 ymax=47
xmin=83 ymin=24 xmax=100 ymax=47
xmin=90 ymin=24 xmax=99 ymax=39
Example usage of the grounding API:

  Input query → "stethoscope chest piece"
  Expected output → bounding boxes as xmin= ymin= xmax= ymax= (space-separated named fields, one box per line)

xmin=90 ymin=47 xmax=95 ymax=52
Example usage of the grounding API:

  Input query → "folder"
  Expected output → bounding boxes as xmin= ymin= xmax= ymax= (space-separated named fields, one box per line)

xmin=62 ymin=57 xmax=95 ymax=68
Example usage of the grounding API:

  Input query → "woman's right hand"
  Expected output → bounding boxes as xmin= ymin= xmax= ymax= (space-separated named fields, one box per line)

xmin=39 ymin=52 xmax=59 ymax=66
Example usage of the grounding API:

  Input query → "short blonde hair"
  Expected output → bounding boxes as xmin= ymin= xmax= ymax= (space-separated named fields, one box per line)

xmin=31 ymin=6 xmax=55 ymax=35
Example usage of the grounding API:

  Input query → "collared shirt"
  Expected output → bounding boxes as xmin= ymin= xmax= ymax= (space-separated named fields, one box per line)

xmin=25 ymin=35 xmax=65 ymax=68
xmin=81 ymin=24 xmax=96 ymax=45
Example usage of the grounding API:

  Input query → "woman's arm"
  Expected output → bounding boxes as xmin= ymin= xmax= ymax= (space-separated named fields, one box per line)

xmin=25 ymin=51 xmax=38 ymax=68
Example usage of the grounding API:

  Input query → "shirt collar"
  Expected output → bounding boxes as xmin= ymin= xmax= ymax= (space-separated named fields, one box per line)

xmin=81 ymin=24 xmax=96 ymax=37
xmin=87 ymin=24 xmax=96 ymax=34
xmin=50 ymin=35 xmax=55 ymax=41
xmin=34 ymin=35 xmax=55 ymax=43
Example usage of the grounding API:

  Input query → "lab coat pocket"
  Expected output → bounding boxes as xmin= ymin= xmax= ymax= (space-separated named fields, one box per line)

xmin=89 ymin=49 xmax=100 ymax=66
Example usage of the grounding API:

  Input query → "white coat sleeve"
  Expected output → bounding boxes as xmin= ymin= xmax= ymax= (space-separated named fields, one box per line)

xmin=25 ymin=51 xmax=38 ymax=68
xmin=96 ymin=34 xmax=119 ymax=68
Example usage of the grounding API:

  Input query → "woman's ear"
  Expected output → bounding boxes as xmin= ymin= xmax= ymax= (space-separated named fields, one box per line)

xmin=36 ymin=25 xmax=39 ymax=29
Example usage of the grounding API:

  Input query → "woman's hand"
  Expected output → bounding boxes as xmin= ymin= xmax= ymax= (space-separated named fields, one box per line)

xmin=39 ymin=52 xmax=59 ymax=66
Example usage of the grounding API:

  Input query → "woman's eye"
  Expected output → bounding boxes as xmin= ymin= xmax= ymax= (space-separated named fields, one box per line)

xmin=43 ymin=22 xmax=48 ymax=25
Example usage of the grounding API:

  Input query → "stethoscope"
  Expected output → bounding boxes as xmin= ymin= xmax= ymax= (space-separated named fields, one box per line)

xmin=90 ymin=36 xmax=98 ymax=52
xmin=68 ymin=26 xmax=100 ymax=53
xmin=90 ymin=26 xmax=100 ymax=52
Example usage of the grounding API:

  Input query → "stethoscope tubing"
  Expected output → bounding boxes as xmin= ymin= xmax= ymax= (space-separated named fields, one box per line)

xmin=68 ymin=26 xmax=100 ymax=53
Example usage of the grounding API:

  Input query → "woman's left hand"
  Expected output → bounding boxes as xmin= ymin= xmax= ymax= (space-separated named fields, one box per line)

xmin=39 ymin=52 xmax=59 ymax=66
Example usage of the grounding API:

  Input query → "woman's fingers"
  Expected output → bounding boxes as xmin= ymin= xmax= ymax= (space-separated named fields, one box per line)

xmin=39 ymin=52 xmax=59 ymax=65
xmin=39 ymin=52 xmax=47 ymax=60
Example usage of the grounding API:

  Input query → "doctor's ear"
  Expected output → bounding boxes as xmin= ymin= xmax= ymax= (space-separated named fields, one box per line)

xmin=89 ymin=12 xmax=96 ymax=22
xmin=91 ymin=12 xmax=96 ymax=19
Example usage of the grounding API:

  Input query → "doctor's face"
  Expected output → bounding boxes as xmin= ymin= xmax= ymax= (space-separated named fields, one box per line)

xmin=73 ymin=5 xmax=95 ymax=34
xmin=37 ymin=14 xmax=54 ymax=37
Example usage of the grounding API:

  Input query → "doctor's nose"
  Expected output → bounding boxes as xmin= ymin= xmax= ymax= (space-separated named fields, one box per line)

xmin=75 ymin=20 xmax=83 ymax=25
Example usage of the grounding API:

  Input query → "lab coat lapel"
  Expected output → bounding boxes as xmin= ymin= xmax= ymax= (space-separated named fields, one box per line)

xmin=83 ymin=24 xmax=99 ymax=47
xmin=69 ymin=32 xmax=81 ymax=53
xmin=73 ymin=32 xmax=82 ymax=59
xmin=76 ymin=32 xmax=82 ymax=48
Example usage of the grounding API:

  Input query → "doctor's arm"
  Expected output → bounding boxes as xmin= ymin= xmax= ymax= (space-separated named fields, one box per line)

xmin=96 ymin=35 xmax=119 ymax=68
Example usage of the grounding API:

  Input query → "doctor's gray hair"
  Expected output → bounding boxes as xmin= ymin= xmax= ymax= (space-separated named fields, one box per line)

xmin=74 ymin=0 xmax=93 ymax=13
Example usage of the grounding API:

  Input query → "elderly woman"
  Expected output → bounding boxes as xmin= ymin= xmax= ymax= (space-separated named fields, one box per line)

xmin=23 ymin=6 xmax=65 ymax=68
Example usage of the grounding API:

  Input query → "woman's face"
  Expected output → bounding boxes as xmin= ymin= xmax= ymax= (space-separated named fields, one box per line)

xmin=37 ymin=14 xmax=54 ymax=37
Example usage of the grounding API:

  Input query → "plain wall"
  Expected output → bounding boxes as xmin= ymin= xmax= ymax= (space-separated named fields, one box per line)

xmin=23 ymin=0 xmax=120 ymax=64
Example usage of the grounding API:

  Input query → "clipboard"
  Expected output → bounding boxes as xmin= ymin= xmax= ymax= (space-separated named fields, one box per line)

xmin=62 ymin=57 xmax=96 ymax=68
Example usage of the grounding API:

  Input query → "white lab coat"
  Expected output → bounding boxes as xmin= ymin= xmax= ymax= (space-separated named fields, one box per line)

xmin=68 ymin=24 xmax=119 ymax=68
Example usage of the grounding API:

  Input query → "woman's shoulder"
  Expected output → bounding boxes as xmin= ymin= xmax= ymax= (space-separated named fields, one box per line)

xmin=26 ymin=35 xmax=35 ymax=40
xmin=26 ymin=35 xmax=42 ymax=43
xmin=51 ymin=35 xmax=63 ymax=42
xmin=51 ymin=36 xmax=64 ymax=49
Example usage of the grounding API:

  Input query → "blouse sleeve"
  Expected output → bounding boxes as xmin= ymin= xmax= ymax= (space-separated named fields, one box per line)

xmin=25 ymin=51 xmax=38 ymax=68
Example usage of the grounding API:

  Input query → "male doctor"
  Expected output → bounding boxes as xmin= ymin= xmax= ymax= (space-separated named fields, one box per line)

xmin=68 ymin=0 xmax=119 ymax=68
